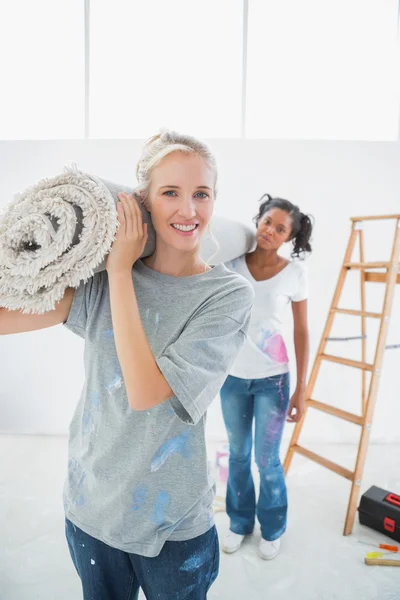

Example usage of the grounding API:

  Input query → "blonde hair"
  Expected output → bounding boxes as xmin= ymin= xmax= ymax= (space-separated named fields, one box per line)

xmin=135 ymin=130 xmax=218 ymax=200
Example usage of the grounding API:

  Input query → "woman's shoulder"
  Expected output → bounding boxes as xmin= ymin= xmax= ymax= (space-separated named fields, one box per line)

xmin=215 ymin=261 xmax=254 ymax=291
xmin=287 ymin=258 xmax=308 ymax=276
xmin=208 ymin=262 xmax=255 ymax=310
xmin=224 ymin=254 xmax=246 ymax=272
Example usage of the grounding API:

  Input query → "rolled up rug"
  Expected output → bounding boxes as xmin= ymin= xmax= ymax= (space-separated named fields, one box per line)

xmin=0 ymin=165 xmax=254 ymax=314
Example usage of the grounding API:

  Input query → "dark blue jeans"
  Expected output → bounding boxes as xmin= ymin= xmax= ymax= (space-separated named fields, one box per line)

xmin=65 ymin=519 xmax=219 ymax=600
xmin=220 ymin=373 xmax=290 ymax=541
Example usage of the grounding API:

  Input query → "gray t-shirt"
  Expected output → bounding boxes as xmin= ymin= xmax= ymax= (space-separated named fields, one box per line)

xmin=63 ymin=259 xmax=254 ymax=557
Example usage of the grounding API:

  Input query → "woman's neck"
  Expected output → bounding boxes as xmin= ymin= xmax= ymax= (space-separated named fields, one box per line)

xmin=143 ymin=241 xmax=209 ymax=277
xmin=248 ymin=246 xmax=281 ymax=268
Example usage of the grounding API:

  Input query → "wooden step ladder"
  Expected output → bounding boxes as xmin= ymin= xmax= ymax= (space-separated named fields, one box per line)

xmin=283 ymin=214 xmax=400 ymax=535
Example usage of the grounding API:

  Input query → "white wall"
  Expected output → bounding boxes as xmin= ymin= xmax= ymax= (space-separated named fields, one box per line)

xmin=0 ymin=140 xmax=399 ymax=444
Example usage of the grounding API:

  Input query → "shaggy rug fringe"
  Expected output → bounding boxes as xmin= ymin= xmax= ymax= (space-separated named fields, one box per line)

xmin=0 ymin=165 xmax=118 ymax=314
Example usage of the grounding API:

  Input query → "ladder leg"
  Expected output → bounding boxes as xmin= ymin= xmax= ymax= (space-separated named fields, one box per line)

xmin=283 ymin=413 xmax=305 ymax=474
xmin=344 ymin=486 xmax=361 ymax=535
xmin=344 ymin=219 xmax=400 ymax=535
xmin=359 ymin=228 xmax=367 ymax=414
xmin=284 ymin=228 xmax=359 ymax=475
xmin=344 ymin=425 xmax=371 ymax=535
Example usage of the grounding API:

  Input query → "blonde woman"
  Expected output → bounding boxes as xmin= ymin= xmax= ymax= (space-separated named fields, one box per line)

xmin=0 ymin=131 xmax=254 ymax=600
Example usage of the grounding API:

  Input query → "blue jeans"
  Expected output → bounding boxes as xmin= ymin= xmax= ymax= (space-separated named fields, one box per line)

xmin=65 ymin=519 xmax=219 ymax=600
xmin=220 ymin=373 xmax=290 ymax=541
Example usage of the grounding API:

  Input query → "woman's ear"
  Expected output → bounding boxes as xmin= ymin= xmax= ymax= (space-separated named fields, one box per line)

xmin=133 ymin=188 xmax=151 ymax=212
xmin=142 ymin=195 xmax=151 ymax=212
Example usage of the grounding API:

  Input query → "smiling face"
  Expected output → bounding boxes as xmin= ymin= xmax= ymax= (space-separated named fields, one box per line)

xmin=146 ymin=151 xmax=215 ymax=253
xmin=256 ymin=207 xmax=293 ymax=251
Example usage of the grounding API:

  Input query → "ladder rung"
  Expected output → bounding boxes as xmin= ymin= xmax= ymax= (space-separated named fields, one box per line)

xmin=307 ymin=399 xmax=363 ymax=425
xmin=292 ymin=445 xmax=354 ymax=481
xmin=351 ymin=214 xmax=400 ymax=221
xmin=344 ymin=262 xmax=390 ymax=270
xmin=365 ymin=272 xmax=400 ymax=284
xmin=321 ymin=354 xmax=374 ymax=371
xmin=326 ymin=335 xmax=366 ymax=342
xmin=333 ymin=308 xmax=382 ymax=319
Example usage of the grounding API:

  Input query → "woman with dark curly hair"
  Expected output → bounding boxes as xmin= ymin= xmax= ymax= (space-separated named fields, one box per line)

xmin=221 ymin=194 xmax=313 ymax=560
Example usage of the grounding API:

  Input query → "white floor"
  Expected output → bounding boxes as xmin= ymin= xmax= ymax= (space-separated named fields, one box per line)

xmin=0 ymin=435 xmax=399 ymax=600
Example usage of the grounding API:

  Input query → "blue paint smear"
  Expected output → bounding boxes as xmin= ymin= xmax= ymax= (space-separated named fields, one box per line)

xmin=176 ymin=584 xmax=197 ymax=599
xmin=180 ymin=553 xmax=204 ymax=572
xmin=68 ymin=458 xmax=86 ymax=490
xmin=151 ymin=491 xmax=170 ymax=526
xmin=82 ymin=408 xmax=95 ymax=435
xmin=150 ymin=430 xmax=190 ymax=473
xmin=102 ymin=329 xmax=114 ymax=339
xmin=255 ymin=327 xmax=273 ymax=352
xmin=107 ymin=372 xmax=123 ymax=395
xmin=131 ymin=486 xmax=148 ymax=512
xmin=89 ymin=391 xmax=101 ymax=408
xmin=82 ymin=392 xmax=101 ymax=436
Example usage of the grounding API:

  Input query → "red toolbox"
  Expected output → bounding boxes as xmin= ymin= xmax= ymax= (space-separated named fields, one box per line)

xmin=358 ymin=486 xmax=400 ymax=543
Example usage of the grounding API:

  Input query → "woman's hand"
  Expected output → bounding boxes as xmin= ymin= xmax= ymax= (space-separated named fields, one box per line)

xmin=286 ymin=388 xmax=306 ymax=423
xmin=106 ymin=192 xmax=148 ymax=276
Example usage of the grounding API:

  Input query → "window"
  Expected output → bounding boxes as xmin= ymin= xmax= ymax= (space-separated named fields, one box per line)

xmin=1 ymin=0 xmax=399 ymax=140
xmin=245 ymin=0 xmax=400 ymax=139
xmin=0 ymin=0 xmax=84 ymax=139
xmin=89 ymin=0 xmax=244 ymax=138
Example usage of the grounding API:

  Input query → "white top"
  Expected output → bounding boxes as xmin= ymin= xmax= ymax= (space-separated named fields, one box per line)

xmin=225 ymin=255 xmax=308 ymax=379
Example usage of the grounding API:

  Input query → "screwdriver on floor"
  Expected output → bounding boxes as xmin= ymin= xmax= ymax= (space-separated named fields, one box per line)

xmin=358 ymin=540 xmax=399 ymax=553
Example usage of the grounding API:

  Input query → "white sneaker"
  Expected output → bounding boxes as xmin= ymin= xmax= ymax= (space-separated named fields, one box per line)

xmin=222 ymin=531 xmax=245 ymax=554
xmin=259 ymin=537 xmax=280 ymax=560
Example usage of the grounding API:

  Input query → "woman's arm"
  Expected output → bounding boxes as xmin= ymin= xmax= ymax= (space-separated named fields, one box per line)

xmin=292 ymin=299 xmax=309 ymax=390
xmin=106 ymin=192 xmax=173 ymax=411
xmin=287 ymin=299 xmax=309 ymax=423
xmin=108 ymin=272 xmax=174 ymax=411
xmin=0 ymin=288 xmax=75 ymax=335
